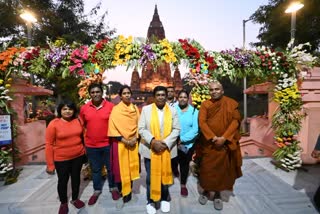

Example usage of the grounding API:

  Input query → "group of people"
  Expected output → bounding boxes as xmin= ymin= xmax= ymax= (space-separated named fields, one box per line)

xmin=45 ymin=81 xmax=243 ymax=214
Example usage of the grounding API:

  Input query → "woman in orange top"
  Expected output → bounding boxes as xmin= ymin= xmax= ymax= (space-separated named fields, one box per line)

xmin=108 ymin=85 xmax=140 ymax=209
xmin=45 ymin=100 xmax=86 ymax=214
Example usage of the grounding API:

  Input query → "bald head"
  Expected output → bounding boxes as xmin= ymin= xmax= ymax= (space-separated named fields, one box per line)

xmin=209 ymin=81 xmax=224 ymax=100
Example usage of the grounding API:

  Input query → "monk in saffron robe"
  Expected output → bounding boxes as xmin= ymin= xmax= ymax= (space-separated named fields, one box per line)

xmin=197 ymin=80 xmax=242 ymax=210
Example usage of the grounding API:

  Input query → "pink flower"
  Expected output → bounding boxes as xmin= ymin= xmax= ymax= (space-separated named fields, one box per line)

xmin=78 ymin=69 xmax=85 ymax=76
xmin=69 ymin=65 xmax=78 ymax=72
xmin=73 ymin=59 xmax=82 ymax=64
xmin=196 ymin=64 xmax=200 ymax=72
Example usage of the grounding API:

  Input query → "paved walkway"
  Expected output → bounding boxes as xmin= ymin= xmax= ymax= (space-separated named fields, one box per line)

xmin=0 ymin=158 xmax=318 ymax=214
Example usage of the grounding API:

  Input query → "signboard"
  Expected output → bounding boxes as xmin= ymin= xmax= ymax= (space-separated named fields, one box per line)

xmin=0 ymin=115 xmax=12 ymax=146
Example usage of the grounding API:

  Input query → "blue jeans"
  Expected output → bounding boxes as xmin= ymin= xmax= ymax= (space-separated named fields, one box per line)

xmin=86 ymin=146 xmax=114 ymax=191
xmin=144 ymin=158 xmax=169 ymax=204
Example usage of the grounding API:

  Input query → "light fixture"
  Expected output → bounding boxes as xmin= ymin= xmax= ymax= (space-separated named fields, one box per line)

xmin=285 ymin=2 xmax=304 ymax=13
xmin=20 ymin=11 xmax=37 ymax=23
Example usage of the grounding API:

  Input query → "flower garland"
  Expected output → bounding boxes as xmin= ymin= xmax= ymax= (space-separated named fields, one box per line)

xmin=154 ymin=39 xmax=177 ymax=64
xmin=267 ymin=43 xmax=317 ymax=170
xmin=77 ymin=72 xmax=104 ymax=104
xmin=0 ymin=47 xmax=26 ymax=72
xmin=112 ymin=35 xmax=134 ymax=66
xmin=69 ymin=45 xmax=89 ymax=77
xmin=0 ymin=36 xmax=318 ymax=172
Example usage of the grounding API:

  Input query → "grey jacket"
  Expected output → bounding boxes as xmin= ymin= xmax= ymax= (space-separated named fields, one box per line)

xmin=138 ymin=104 xmax=180 ymax=159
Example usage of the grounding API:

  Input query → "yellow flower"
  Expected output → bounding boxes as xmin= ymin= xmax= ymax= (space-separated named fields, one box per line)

xmin=5 ymin=84 xmax=11 ymax=88
xmin=127 ymin=36 xmax=133 ymax=42
xmin=0 ymin=79 xmax=3 ymax=85
xmin=125 ymin=55 xmax=131 ymax=60
xmin=164 ymin=56 xmax=171 ymax=63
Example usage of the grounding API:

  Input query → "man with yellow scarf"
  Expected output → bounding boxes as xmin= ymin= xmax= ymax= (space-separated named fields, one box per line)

xmin=139 ymin=86 xmax=180 ymax=214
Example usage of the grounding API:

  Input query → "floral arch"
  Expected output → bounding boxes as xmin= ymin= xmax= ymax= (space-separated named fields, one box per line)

xmin=0 ymin=35 xmax=317 ymax=171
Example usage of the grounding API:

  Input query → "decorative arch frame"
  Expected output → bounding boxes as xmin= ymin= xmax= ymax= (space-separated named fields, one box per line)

xmin=0 ymin=36 xmax=317 ymax=170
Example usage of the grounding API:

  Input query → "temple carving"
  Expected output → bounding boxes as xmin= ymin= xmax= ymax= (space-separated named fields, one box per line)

xmin=130 ymin=5 xmax=183 ymax=94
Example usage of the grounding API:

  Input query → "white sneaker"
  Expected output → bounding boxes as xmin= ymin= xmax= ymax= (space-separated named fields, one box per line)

xmin=146 ymin=203 xmax=156 ymax=214
xmin=160 ymin=201 xmax=170 ymax=213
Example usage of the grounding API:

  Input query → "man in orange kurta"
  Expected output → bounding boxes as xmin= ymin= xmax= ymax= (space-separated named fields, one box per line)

xmin=197 ymin=80 xmax=242 ymax=210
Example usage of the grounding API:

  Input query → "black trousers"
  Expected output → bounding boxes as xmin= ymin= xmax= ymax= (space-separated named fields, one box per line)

xmin=171 ymin=157 xmax=179 ymax=175
xmin=177 ymin=146 xmax=195 ymax=185
xmin=54 ymin=155 xmax=84 ymax=203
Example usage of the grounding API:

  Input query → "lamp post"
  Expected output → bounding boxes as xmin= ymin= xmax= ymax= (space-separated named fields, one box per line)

xmin=242 ymin=18 xmax=251 ymax=133
xmin=20 ymin=10 xmax=37 ymax=82
xmin=20 ymin=10 xmax=37 ymax=115
xmin=285 ymin=2 xmax=304 ymax=47
xmin=107 ymin=83 xmax=112 ymax=101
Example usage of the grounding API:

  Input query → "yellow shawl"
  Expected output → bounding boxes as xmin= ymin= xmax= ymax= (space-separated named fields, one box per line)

xmin=150 ymin=103 xmax=173 ymax=201
xmin=108 ymin=101 xmax=140 ymax=197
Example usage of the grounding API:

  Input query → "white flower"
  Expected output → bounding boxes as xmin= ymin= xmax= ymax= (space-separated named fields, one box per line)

xmin=293 ymin=151 xmax=301 ymax=155
xmin=1 ymin=89 xmax=9 ymax=94
xmin=4 ymin=96 xmax=13 ymax=101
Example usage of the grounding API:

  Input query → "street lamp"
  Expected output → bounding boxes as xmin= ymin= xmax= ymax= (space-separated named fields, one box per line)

xmin=107 ymin=83 xmax=112 ymax=101
xmin=285 ymin=2 xmax=304 ymax=47
xmin=20 ymin=10 xmax=37 ymax=115
xmin=242 ymin=18 xmax=251 ymax=133
xmin=20 ymin=10 xmax=37 ymax=49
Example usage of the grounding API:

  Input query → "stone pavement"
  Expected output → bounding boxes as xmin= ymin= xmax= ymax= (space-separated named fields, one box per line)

xmin=0 ymin=158 xmax=319 ymax=214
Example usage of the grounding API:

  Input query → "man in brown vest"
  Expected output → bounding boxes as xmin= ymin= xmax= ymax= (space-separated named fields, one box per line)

xmin=196 ymin=80 xmax=242 ymax=210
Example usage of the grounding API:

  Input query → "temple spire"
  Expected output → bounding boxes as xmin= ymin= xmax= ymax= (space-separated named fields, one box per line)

xmin=155 ymin=4 xmax=158 ymax=15
xmin=147 ymin=4 xmax=165 ymax=42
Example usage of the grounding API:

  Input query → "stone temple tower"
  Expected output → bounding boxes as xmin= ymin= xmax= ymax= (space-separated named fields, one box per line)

xmin=130 ymin=5 xmax=183 ymax=96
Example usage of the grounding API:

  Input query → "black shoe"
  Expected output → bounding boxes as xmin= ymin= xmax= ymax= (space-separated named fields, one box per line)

xmin=123 ymin=193 xmax=132 ymax=203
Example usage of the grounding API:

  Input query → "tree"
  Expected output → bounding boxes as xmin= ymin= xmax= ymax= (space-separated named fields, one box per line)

xmin=0 ymin=0 xmax=115 ymax=46
xmin=250 ymin=0 xmax=320 ymax=51
xmin=0 ymin=0 xmax=116 ymax=104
